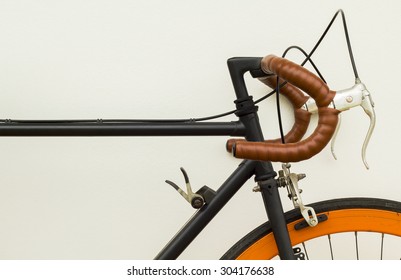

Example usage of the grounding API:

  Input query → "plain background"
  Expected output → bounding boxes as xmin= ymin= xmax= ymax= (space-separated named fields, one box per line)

xmin=0 ymin=0 xmax=400 ymax=259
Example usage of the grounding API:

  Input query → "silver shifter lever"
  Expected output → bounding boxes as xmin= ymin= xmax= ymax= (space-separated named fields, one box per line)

xmin=165 ymin=167 xmax=204 ymax=209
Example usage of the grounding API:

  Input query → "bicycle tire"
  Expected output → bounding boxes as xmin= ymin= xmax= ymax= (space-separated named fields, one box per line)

xmin=221 ymin=197 xmax=401 ymax=260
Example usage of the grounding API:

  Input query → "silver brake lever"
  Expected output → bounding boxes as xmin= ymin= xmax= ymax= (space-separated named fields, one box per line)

xmin=304 ymin=81 xmax=376 ymax=169
xmin=330 ymin=114 xmax=341 ymax=160
xmin=360 ymin=87 xmax=376 ymax=169
xmin=331 ymin=81 xmax=376 ymax=169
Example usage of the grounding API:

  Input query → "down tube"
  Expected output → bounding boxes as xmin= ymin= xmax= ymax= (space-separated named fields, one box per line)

xmin=155 ymin=160 xmax=257 ymax=260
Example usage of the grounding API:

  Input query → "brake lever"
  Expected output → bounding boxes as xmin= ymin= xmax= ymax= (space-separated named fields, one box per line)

xmin=304 ymin=81 xmax=376 ymax=169
xmin=359 ymin=85 xmax=376 ymax=169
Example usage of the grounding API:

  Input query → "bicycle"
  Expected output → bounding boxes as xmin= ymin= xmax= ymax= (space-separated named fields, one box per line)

xmin=1 ymin=9 xmax=400 ymax=260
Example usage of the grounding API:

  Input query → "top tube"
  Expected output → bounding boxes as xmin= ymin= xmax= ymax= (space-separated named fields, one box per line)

xmin=0 ymin=120 xmax=246 ymax=137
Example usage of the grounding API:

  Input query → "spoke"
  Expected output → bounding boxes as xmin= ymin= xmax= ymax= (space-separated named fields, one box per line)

xmin=302 ymin=242 xmax=309 ymax=260
xmin=380 ymin=233 xmax=384 ymax=260
xmin=328 ymin=234 xmax=334 ymax=260
xmin=355 ymin=232 xmax=359 ymax=260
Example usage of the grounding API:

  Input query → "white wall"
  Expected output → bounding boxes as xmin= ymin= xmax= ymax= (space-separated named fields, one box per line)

xmin=0 ymin=0 xmax=400 ymax=259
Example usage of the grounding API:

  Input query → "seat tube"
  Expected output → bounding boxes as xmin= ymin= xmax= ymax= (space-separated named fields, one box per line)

xmin=227 ymin=57 xmax=295 ymax=260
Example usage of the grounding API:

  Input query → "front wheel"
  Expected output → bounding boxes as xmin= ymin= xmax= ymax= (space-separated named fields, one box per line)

xmin=221 ymin=198 xmax=401 ymax=260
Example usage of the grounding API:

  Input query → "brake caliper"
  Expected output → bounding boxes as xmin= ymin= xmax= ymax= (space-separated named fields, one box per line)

xmin=277 ymin=163 xmax=318 ymax=227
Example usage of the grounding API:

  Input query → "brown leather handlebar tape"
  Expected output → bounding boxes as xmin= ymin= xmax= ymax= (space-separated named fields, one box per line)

xmin=260 ymin=75 xmax=309 ymax=108
xmin=233 ymin=107 xmax=339 ymax=162
xmin=227 ymin=55 xmax=339 ymax=163
xmin=259 ymin=75 xmax=311 ymax=144
xmin=262 ymin=55 xmax=334 ymax=107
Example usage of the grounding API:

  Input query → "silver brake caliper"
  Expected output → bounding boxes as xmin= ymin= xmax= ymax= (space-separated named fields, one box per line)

xmin=277 ymin=163 xmax=318 ymax=227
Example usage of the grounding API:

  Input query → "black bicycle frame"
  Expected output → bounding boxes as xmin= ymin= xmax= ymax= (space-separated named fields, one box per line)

xmin=0 ymin=57 xmax=296 ymax=259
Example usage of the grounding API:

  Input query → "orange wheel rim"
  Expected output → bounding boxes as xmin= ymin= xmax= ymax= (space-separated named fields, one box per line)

xmin=236 ymin=209 xmax=401 ymax=260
